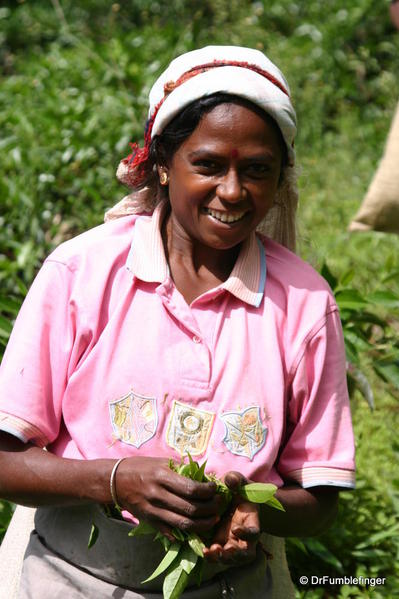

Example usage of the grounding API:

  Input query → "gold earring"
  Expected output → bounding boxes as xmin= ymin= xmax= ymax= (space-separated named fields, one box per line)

xmin=160 ymin=171 xmax=169 ymax=185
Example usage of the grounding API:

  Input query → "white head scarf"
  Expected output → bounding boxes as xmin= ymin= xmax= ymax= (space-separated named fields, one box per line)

xmin=149 ymin=46 xmax=296 ymax=165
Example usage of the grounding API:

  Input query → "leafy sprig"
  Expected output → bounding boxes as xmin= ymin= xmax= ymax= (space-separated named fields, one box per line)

xmin=127 ymin=454 xmax=284 ymax=599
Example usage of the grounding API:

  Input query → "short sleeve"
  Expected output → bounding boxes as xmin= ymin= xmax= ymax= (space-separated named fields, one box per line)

xmin=277 ymin=308 xmax=356 ymax=489
xmin=0 ymin=260 xmax=79 ymax=446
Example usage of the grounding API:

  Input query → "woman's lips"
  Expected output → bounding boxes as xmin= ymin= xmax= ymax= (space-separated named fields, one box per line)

xmin=202 ymin=207 xmax=249 ymax=224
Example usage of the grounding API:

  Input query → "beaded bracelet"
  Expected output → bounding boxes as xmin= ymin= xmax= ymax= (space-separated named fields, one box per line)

xmin=109 ymin=457 xmax=126 ymax=510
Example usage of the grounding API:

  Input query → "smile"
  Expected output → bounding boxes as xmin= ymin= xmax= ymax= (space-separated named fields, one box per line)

xmin=203 ymin=207 xmax=248 ymax=224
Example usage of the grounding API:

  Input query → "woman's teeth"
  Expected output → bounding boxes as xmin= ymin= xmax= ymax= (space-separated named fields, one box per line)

xmin=204 ymin=208 xmax=247 ymax=223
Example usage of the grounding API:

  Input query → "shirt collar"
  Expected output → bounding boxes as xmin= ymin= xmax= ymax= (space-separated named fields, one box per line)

xmin=126 ymin=200 xmax=266 ymax=307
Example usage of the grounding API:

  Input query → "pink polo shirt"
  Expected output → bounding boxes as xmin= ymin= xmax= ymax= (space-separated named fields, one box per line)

xmin=0 ymin=201 xmax=355 ymax=489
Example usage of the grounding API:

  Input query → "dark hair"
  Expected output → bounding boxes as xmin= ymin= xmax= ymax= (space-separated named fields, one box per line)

xmin=137 ymin=93 xmax=287 ymax=191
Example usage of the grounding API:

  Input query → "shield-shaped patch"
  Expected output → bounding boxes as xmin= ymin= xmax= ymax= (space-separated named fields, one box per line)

xmin=109 ymin=391 xmax=158 ymax=448
xmin=220 ymin=406 xmax=267 ymax=460
xmin=166 ymin=400 xmax=215 ymax=456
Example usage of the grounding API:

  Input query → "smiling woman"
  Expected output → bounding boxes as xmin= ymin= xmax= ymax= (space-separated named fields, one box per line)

xmin=0 ymin=46 xmax=355 ymax=599
xmin=161 ymin=102 xmax=284 ymax=302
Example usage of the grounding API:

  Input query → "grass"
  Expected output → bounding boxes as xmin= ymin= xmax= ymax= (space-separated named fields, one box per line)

xmin=1 ymin=1 xmax=399 ymax=597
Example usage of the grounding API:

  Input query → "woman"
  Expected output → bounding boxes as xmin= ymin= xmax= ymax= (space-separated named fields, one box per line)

xmin=0 ymin=46 xmax=355 ymax=598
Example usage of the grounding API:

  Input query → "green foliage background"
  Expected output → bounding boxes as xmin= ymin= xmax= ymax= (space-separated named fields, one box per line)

xmin=1 ymin=1 xmax=399 ymax=597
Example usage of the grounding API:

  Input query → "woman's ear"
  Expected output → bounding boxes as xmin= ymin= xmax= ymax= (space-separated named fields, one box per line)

xmin=157 ymin=165 xmax=169 ymax=186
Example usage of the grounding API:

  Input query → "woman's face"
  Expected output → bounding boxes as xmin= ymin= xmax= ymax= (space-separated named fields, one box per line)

xmin=163 ymin=102 xmax=284 ymax=251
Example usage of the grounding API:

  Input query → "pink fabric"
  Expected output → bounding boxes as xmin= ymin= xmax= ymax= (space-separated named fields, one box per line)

xmin=0 ymin=202 xmax=355 ymax=488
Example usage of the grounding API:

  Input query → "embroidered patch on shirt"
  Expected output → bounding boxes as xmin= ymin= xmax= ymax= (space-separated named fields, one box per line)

xmin=109 ymin=391 xmax=158 ymax=448
xmin=220 ymin=406 xmax=267 ymax=460
xmin=166 ymin=400 xmax=215 ymax=456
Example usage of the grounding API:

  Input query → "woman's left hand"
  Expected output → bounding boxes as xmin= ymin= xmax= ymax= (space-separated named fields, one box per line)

xmin=203 ymin=471 xmax=260 ymax=565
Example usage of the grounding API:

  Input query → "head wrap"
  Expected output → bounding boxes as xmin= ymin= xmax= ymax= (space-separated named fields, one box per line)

xmin=117 ymin=45 xmax=297 ymax=187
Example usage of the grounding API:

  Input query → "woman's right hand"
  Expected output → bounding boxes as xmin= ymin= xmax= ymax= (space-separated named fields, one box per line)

xmin=0 ymin=434 xmax=219 ymax=538
xmin=114 ymin=456 xmax=221 ymax=538
xmin=0 ymin=433 xmax=218 ymax=539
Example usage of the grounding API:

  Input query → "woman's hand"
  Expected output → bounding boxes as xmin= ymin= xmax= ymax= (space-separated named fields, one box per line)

xmin=203 ymin=471 xmax=260 ymax=565
xmin=115 ymin=456 xmax=221 ymax=538
xmin=0 ymin=434 xmax=220 ymax=540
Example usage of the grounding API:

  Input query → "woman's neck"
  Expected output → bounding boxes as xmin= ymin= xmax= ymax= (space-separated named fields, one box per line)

xmin=162 ymin=212 xmax=241 ymax=304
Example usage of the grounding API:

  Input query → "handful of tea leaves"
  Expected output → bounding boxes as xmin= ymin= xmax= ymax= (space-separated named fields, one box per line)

xmin=127 ymin=455 xmax=284 ymax=599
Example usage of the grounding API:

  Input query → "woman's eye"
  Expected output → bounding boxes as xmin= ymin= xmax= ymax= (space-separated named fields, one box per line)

xmin=194 ymin=160 xmax=219 ymax=171
xmin=247 ymin=163 xmax=270 ymax=176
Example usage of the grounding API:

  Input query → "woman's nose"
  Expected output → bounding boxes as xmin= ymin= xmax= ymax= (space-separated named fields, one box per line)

xmin=216 ymin=169 xmax=244 ymax=203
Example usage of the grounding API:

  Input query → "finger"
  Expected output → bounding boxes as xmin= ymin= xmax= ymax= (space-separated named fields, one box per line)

xmin=205 ymin=539 xmax=255 ymax=565
xmin=155 ymin=522 xmax=175 ymax=542
xmin=231 ymin=505 xmax=260 ymax=540
xmin=231 ymin=511 xmax=260 ymax=541
xmin=162 ymin=470 xmax=217 ymax=500
xmin=142 ymin=504 xmax=220 ymax=534
xmin=203 ymin=544 xmax=223 ymax=563
xmin=220 ymin=540 xmax=248 ymax=563
xmin=231 ymin=523 xmax=260 ymax=540
xmin=206 ymin=509 xmax=232 ymax=546
xmin=224 ymin=471 xmax=247 ymax=490
xmin=152 ymin=488 xmax=222 ymax=519
xmin=219 ymin=545 xmax=255 ymax=565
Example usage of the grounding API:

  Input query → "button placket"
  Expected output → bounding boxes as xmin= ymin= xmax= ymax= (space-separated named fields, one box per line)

xmin=158 ymin=283 xmax=211 ymax=387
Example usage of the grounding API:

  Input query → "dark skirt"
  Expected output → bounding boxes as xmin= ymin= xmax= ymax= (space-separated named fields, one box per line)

xmin=19 ymin=504 xmax=274 ymax=598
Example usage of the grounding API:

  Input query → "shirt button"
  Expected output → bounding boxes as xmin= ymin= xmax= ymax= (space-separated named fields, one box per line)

xmin=192 ymin=335 xmax=201 ymax=344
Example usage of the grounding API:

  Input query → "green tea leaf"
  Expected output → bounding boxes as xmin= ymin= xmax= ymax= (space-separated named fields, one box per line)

xmin=187 ymin=532 xmax=205 ymax=557
xmin=172 ymin=528 xmax=186 ymax=542
xmin=355 ymin=523 xmax=399 ymax=549
xmin=87 ymin=523 xmax=99 ymax=549
xmin=180 ymin=544 xmax=198 ymax=575
xmin=320 ymin=263 xmax=338 ymax=290
xmin=154 ymin=531 xmax=172 ymax=552
xmin=239 ymin=483 xmax=278 ymax=504
xmin=265 ymin=495 xmax=285 ymax=511
xmin=339 ymin=269 xmax=355 ymax=287
xmin=0 ymin=297 xmax=21 ymax=314
xmin=163 ymin=562 xmax=189 ymax=599
xmin=374 ymin=362 xmax=399 ymax=389
xmin=335 ymin=289 xmax=368 ymax=310
xmin=169 ymin=458 xmax=177 ymax=472
xmin=367 ymin=290 xmax=399 ymax=309
xmin=142 ymin=541 xmax=181 ymax=583
xmin=0 ymin=315 xmax=13 ymax=338
xmin=187 ymin=452 xmax=199 ymax=478
xmin=128 ymin=521 xmax=156 ymax=537
xmin=303 ymin=538 xmax=344 ymax=573
xmin=177 ymin=463 xmax=192 ymax=477
xmin=194 ymin=459 xmax=207 ymax=481
xmin=286 ymin=537 xmax=308 ymax=554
